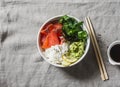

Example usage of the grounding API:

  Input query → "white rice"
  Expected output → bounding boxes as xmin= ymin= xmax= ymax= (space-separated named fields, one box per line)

xmin=43 ymin=43 xmax=69 ymax=64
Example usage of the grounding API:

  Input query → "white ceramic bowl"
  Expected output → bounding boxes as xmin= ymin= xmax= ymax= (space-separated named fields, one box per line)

xmin=107 ymin=40 xmax=120 ymax=65
xmin=37 ymin=15 xmax=90 ymax=67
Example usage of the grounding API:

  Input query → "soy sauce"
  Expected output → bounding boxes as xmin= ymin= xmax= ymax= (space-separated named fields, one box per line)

xmin=110 ymin=44 xmax=120 ymax=62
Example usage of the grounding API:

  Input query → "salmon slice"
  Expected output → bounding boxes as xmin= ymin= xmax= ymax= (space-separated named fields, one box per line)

xmin=41 ymin=23 xmax=63 ymax=49
xmin=54 ymin=23 xmax=62 ymax=30
xmin=40 ymin=24 xmax=54 ymax=35
xmin=42 ymin=35 xmax=50 ymax=49
xmin=48 ymin=31 xmax=60 ymax=46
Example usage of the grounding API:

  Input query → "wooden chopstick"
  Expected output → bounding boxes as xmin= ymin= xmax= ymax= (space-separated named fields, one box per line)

xmin=85 ymin=17 xmax=108 ymax=80
xmin=85 ymin=17 xmax=105 ymax=80
xmin=87 ymin=17 xmax=108 ymax=80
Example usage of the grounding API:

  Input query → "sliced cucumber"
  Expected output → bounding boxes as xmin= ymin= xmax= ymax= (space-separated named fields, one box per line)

xmin=62 ymin=60 xmax=71 ymax=66
xmin=62 ymin=55 xmax=78 ymax=63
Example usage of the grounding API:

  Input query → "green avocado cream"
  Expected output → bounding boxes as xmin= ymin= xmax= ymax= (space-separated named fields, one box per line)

xmin=62 ymin=41 xmax=85 ymax=66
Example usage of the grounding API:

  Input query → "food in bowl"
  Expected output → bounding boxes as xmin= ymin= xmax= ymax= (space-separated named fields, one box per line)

xmin=38 ymin=15 xmax=89 ymax=67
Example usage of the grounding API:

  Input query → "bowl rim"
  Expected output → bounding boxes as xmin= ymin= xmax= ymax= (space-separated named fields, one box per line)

xmin=37 ymin=15 xmax=90 ymax=67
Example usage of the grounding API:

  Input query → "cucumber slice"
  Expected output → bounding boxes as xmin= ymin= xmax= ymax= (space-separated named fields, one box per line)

xmin=62 ymin=55 xmax=78 ymax=63
xmin=62 ymin=60 xmax=71 ymax=66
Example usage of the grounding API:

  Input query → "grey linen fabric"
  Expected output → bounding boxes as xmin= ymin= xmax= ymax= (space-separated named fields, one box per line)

xmin=1 ymin=0 xmax=120 ymax=87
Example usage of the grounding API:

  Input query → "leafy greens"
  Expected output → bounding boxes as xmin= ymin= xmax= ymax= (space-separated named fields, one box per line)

xmin=59 ymin=15 xmax=87 ymax=42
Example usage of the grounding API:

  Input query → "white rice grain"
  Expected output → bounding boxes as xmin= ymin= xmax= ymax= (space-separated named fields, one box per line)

xmin=43 ymin=43 xmax=68 ymax=64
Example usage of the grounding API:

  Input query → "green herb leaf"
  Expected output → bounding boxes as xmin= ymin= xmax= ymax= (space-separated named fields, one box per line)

xmin=78 ymin=31 xmax=87 ymax=39
xmin=59 ymin=15 xmax=87 ymax=42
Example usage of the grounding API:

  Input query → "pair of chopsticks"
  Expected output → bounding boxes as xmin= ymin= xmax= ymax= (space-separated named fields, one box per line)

xmin=85 ymin=17 xmax=108 ymax=81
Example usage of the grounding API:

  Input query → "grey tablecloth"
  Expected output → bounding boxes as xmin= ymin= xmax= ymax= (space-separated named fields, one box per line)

xmin=1 ymin=0 xmax=120 ymax=87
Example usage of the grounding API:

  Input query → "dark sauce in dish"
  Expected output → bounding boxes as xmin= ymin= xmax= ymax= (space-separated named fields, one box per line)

xmin=110 ymin=44 xmax=120 ymax=62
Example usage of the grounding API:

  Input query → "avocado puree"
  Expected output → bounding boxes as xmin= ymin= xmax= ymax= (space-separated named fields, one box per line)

xmin=62 ymin=41 xmax=85 ymax=66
